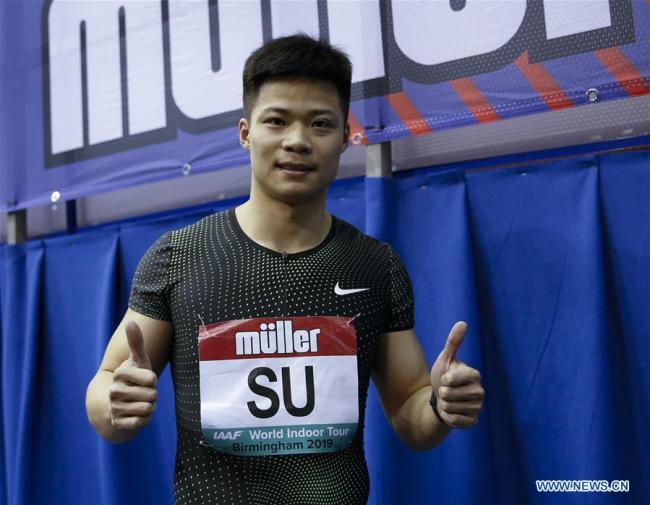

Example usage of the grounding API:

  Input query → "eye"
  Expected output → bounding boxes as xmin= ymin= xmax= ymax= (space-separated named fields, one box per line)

xmin=313 ymin=119 xmax=334 ymax=129
xmin=265 ymin=117 xmax=285 ymax=126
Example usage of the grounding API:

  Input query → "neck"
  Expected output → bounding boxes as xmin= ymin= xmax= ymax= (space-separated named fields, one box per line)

xmin=235 ymin=189 xmax=331 ymax=254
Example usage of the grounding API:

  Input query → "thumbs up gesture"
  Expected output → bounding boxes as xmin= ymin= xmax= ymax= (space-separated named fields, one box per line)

xmin=109 ymin=321 xmax=158 ymax=431
xmin=429 ymin=322 xmax=484 ymax=428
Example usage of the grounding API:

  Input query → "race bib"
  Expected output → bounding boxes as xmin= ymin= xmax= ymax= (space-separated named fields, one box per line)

xmin=198 ymin=316 xmax=359 ymax=456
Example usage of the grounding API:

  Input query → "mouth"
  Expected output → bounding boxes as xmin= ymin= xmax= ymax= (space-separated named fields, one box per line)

xmin=276 ymin=162 xmax=315 ymax=173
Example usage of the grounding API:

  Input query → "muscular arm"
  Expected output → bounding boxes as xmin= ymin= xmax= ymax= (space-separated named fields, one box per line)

xmin=86 ymin=308 xmax=173 ymax=443
xmin=372 ymin=329 xmax=451 ymax=451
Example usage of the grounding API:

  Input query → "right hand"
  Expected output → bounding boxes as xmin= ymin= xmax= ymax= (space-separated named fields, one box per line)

xmin=109 ymin=320 xmax=158 ymax=431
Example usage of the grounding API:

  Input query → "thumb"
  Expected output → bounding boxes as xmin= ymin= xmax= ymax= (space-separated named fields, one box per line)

xmin=440 ymin=321 xmax=467 ymax=366
xmin=125 ymin=320 xmax=151 ymax=370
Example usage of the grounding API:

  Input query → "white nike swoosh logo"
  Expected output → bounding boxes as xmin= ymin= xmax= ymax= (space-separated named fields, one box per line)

xmin=335 ymin=282 xmax=370 ymax=296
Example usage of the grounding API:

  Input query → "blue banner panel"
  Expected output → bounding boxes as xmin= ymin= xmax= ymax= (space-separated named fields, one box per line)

xmin=1 ymin=0 xmax=649 ymax=210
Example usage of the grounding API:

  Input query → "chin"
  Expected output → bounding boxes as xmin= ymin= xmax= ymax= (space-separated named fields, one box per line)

xmin=253 ymin=174 xmax=332 ymax=206
xmin=273 ymin=187 xmax=325 ymax=206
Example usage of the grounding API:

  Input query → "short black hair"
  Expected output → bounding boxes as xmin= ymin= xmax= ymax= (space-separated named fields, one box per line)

xmin=242 ymin=34 xmax=352 ymax=121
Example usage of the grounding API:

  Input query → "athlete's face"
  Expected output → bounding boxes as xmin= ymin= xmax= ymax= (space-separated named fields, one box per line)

xmin=239 ymin=77 xmax=349 ymax=206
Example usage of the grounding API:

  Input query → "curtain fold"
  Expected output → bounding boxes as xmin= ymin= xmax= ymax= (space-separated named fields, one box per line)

xmin=466 ymin=158 xmax=624 ymax=505
xmin=0 ymin=242 xmax=44 ymax=505
xmin=0 ymin=151 xmax=648 ymax=504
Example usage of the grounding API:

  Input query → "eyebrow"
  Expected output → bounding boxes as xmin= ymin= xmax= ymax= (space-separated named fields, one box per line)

xmin=260 ymin=106 xmax=338 ymax=117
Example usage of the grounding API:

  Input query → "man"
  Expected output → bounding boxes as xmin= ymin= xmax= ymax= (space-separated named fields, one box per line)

xmin=86 ymin=35 xmax=484 ymax=504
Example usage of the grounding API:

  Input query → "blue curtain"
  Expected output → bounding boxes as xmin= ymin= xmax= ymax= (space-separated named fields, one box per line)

xmin=1 ymin=151 xmax=648 ymax=505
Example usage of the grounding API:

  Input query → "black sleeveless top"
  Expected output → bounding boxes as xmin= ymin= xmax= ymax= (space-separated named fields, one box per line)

xmin=129 ymin=209 xmax=414 ymax=504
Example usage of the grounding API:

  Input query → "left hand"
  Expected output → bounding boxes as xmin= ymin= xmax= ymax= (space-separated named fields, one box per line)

xmin=429 ymin=321 xmax=484 ymax=428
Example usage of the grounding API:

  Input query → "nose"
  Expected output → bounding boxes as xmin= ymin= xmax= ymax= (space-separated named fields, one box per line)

xmin=281 ymin=124 xmax=312 ymax=155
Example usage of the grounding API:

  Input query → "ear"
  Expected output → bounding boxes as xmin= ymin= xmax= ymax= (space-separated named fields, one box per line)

xmin=238 ymin=118 xmax=251 ymax=150
xmin=341 ymin=123 xmax=350 ymax=153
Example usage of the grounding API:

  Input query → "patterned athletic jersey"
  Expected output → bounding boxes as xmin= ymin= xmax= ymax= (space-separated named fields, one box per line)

xmin=129 ymin=208 xmax=414 ymax=504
